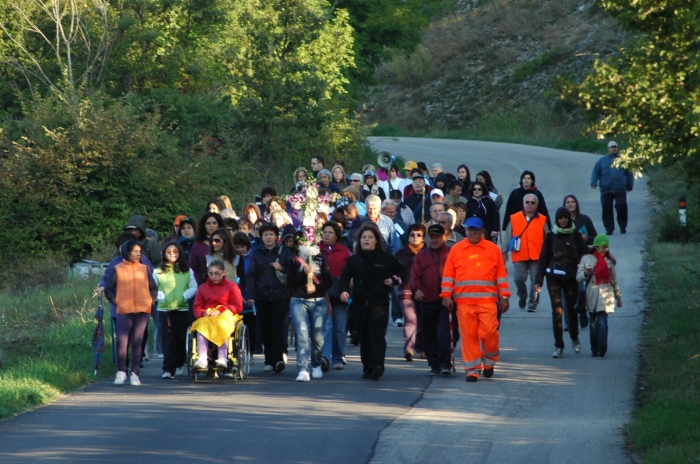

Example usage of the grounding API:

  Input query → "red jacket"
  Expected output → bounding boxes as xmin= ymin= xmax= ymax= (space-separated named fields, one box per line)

xmin=193 ymin=277 xmax=243 ymax=319
xmin=411 ymin=244 xmax=451 ymax=303
xmin=320 ymin=242 xmax=352 ymax=278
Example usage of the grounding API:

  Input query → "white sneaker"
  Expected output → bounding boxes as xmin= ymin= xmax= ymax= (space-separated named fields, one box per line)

xmin=161 ymin=372 xmax=173 ymax=379
xmin=157 ymin=354 xmax=164 ymax=359
xmin=215 ymin=358 xmax=228 ymax=369
xmin=282 ymin=353 xmax=288 ymax=363
xmin=552 ymin=348 xmax=564 ymax=358
xmin=175 ymin=367 xmax=184 ymax=376
xmin=573 ymin=340 xmax=581 ymax=353
xmin=193 ymin=358 xmax=208 ymax=369
xmin=129 ymin=373 xmax=141 ymax=386
xmin=263 ymin=365 xmax=274 ymax=372
xmin=114 ymin=371 xmax=127 ymax=385
xmin=296 ymin=371 xmax=310 ymax=382
xmin=311 ymin=366 xmax=323 ymax=379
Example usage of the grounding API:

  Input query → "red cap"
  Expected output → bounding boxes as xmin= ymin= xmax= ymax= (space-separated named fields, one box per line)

xmin=174 ymin=215 xmax=188 ymax=226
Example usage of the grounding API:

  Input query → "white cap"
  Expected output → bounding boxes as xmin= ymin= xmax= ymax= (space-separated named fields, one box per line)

xmin=431 ymin=188 xmax=444 ymax=197
xmin=607 ymin=141 xmax=618 ymax=148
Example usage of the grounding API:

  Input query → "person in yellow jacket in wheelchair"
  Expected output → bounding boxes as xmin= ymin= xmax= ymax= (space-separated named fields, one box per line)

xmin=441 ymin=217 xmax=511 ymax=383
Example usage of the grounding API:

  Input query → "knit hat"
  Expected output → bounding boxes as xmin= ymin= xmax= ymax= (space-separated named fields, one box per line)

xmin=593 ymin=234 xmax=610 ymax=247
xmin=555 ymin=207 xmax=571 ymax=220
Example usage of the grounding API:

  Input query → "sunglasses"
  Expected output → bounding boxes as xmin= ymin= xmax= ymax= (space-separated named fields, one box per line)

xmin=351 ymin=179 xmax=361 ymax=182
xmin=211 ymin=238 xmax=223 ymax=243
xmin=524 ymin=201 xmax=537 ymax=204
xmin=165 ymin=249 xmax=180 ymax=254
xmin=208 ymin=271 xmax=223 ymax=277
xmin=472 ymin=188 xmax=482 ymax=191
xmin=409 ymin=233 xmax=423 ymax=237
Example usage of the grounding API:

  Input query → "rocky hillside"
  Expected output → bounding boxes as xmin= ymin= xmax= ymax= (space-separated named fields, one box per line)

xmin=365 ymin=0 xmax=632 ymax=133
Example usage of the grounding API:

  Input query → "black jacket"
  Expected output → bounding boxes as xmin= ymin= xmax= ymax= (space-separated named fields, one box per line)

xmin=536 ymin=231 xmax=590 ymax=285
xmin=339 ymin=248 xmax=407 ymax=304
xmin=572 ymin=213 xmax=598 ymax=245
xmin=244 ymin=243 xmax=292 ymax=302
xmin=466 ymin=196 xmax=501 ymax=235
xmin=503 ymin=188 xmax=551 ymax=231
xmin=287 ymin=253 xmax=332 ymax=299
xmin=404 ymin=192 xmax=431 ymax=223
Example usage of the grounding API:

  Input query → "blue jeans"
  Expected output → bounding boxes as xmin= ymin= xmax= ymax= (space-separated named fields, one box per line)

xmin=589 ymin=311 xmax=609 ymax=355
xmin=290 ymin=297 xmax=328 ymax=372
xmin=322 ymin=297 xmax=348 ymax=366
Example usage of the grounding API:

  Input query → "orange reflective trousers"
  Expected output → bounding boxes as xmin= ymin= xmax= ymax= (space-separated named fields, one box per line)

xmin=456 ymin=303 xmax=499 ymax=378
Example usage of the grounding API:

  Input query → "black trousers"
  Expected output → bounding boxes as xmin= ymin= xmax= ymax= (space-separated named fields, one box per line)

xmin=242 ymin=312 xmax=257 ymax=355
xmin=158 ymin=310 xmax=189 ymax=374
xmin=546 ymin=277 xmax=579 ymax=349
xmin=420 ymin=302 xmax=451 ymax=370
xmin=257 ymin=299 xmax=289 ymax=366
xmin=355 ymin=300 xmax=389 ymax=374
xmin=601 ymin=191 xmax=628 ymax=233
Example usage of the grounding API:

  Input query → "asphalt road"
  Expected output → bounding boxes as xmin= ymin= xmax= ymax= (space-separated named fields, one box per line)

xmin=0 ymin=137 xmax=648 ymax=463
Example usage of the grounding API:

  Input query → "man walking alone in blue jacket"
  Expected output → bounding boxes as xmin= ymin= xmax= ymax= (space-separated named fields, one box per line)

xmin=591 ymin=141 xmax=634 ymax=234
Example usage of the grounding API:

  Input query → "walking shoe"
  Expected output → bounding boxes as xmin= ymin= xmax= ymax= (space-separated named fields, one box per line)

xmin=429 ymin=367 xmax=440 ymax=376
xmin=193 ymin=358 xmax=208 ymax=370
xmin=114 ymin=371 xmax=127 ymax=385
xmin=129 ymin=373 xmax=141 ymax=386
xmin=361 ymin=372 xmax=371 ymax=379
xmin=417 ymin=351 xmax=426 ymax=359
xmin=332 ymin=363 xmax=344 ymax=370
xmin=312 ymin=366 xmax=323 ymax=379
xmin=606 ymin=230 xmax=614 ymax=235
xmin=274 ymin=361 xmax=286 ymax=373
xmin=483 ymin=368 xmax=494 ymax=378
xmin=342 ymin=356 xmax=347 ymax=365
xmin=175 ymin=367 xmax=184 ymax=376
xmin=466 ymin=375 xmax=478 ymax=383
xmin=519 ymin=297 xmax=526 ymax=309
xmin=393 ymin=318 xmax=404 ymax=327
xmin=440 ymin=367 xmax=452 ymax=376
xmin=350 ymin=332 xmax=360 ymax=346
xmin=599 ymin=344 xmax=607 ymax=358
xmin=215 ymin=358 xmax=228 ymax=369
xmin=564 ymin=325 xmax=569 ymax=332
xmin=552 ymin=348 xmax=564 ymax=358
xmin=621 ymin=228 xmax=626 ymax=234
xmin=282 ymin=353 xmax=288 ymax=363
xmin=162 ymin=372 xmax=173 ymax=379
xmin=320 ymin=357 xmax=330 ymax=372
xmin=573 ymin=340 xmax=581 ymax=353
xmin=591 ymin=352 xmax=599 ymax=357
xmin=404 ymin=350 xmax=414 ymax=361
xmin=158 ymin=354 xmax=164 ymax=359
xmin=263 ymin=365 xmax=274 ymax=372
xmin=527 ymin=305 xmax=537 ymax=313
xmin=296 ymin=371 xmax=310 ymax=382
xmin=370 ymin=365 xmax=383 ymax=381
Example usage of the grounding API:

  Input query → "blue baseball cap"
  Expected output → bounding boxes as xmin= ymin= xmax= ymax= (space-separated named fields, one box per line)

xmin=465 ymin=217 xmax=484 ymax=229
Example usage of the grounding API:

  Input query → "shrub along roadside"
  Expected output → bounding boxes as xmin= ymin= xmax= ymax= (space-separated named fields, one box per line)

xmin=0 ymin=275 xmax=106 ymax=419
xmin=627 ymin=166 xmax=700 ymax=462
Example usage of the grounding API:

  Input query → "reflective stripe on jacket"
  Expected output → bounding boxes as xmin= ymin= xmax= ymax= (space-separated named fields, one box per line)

xmin=439 ymin=238 xmax=511 ymax=304
xmin=510 ymin=212 xmax=547 ymax=262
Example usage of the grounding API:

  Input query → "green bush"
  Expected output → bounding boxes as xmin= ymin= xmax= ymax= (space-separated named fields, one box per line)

xmin=512 ymin=47 xmax=565 ymax=82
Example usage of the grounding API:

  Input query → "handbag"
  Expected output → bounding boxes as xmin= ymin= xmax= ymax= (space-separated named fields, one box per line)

xmin=577 ymin=274 xmax=593 ymax=328
xmin=508 ymin=215 xmax=532 ymax=252
xmin=274 ymin=246 xmax=287 ymax=286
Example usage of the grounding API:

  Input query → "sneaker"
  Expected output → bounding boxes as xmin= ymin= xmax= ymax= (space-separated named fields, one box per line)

xmin=599 ymin=344 xmax=608 ymax=358
xmin=404 ymin=350 xmax=414 ymax=362
xmin=417 ymin=351 xmax=426 ymax=359
xmin=275 ymin=361 xmax=286 ymax=373
xmin=320 ymin=357 xmax=330 ymax=372
xmin=264 ymin=365 xmax=274 ymax=372
xmin=175 ymin=367 xmax=184 ymax=376
xmin=620 ymin=228 xmax=626 ymax=234
xmin=350 ymin=332 xmax=360 ymax=346
xmin=466 ymin=375 xmax=478 ymax=383
xmin=332 ymin=363 xmax=344 ymax=370
xmin=564 ymin=325 xmax=569 ymax=332
xmin=606 ymin=230 xmax=614 ymax=235
xmin=162 ymin=372 xmax=173 ymax=379
xmin=591 ymin=352 xmax=599 ymax=357
xmin=573 ymin=340 xmax=581 ymax=353
xmin=129 ymin=373 xmax=141 ymax=386
xmin=552 ymin=348 xmax=564 ymax=358
xmin=518 ymin=297 xmax=526 ymax=309
xmin=361 ymin=372 xmax=371 ymax=379
xmin=295 ymin=371 xmax=310 ymax=382
xmin=370 ymin=365 xmax=383 ymax=381
xmin=429 ymin=367 xmax=440 ymax=376
xmin=393 ymin=318 xmax=404 ymax=327
xmin=342 ymin=356 xmax=347 ymax=365
xmin=114 ymin=371 xmax=127 ymax=385
xmin=157 ymin=354 xmax=164 ymax=359
xmin=483 ymin=368 xmax=494 ymax=378
xmin=193 ymin=358 xmax=208 ymax=370
xmin=143 ymin=352 xmax=150 ymax=361
xmin=282 ymin=353 xmax=288 ymax=363
xmin=311 ymin=366 xmax=323 ymax=379
xmin=215 ymin=358 xmax=228 ymax=369
xmin=440 ymin=368 xmax=452 ymax=376
xmin=527 ymin=304 xmax=537 ymax=313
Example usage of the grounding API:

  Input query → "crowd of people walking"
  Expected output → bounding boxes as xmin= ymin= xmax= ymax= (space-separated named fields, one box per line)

xmin=100 ymin=146 xmax=628 ymax=385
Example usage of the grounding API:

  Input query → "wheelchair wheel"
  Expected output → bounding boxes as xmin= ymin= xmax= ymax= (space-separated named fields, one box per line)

xmin=236 ymin=323 xmax=250 ymax=380
xmin=186 ymin=328 xmax=198 ymax=382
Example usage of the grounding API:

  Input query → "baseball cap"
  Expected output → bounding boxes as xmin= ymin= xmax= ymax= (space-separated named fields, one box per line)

xmin=465 ymin=217 xmax=484 ymax=229
xmin=173 ymin=215 xmax=188 ymax=226
xmin=607 ymin=141 xmax=618 ymax=148
xmin=364 ymin=169 xmax=376 ymax=177
xmin=427 ymin=224 xmax=445 ymax=236
xmin=431 ymin=189 xmax=444 ymax=197
xmin=335 ymin=195 xmax=353 ymax=210
xmin=411 ymin=172 xmax=424 ymax=180
xmin=404 ymin=160 xmax=418 ymax=170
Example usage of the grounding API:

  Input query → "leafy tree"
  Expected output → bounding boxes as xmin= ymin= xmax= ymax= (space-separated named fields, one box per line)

xmin=570 ymin=0 xmax=700 ymax=188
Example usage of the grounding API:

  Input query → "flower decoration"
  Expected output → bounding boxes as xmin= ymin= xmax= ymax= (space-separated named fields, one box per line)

xmin=283 ymin=178 xmax=341 ymax=249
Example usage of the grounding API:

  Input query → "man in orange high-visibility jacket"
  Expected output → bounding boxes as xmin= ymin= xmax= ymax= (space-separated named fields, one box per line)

xmin=441 ymin=217 xmax=511 ymax=383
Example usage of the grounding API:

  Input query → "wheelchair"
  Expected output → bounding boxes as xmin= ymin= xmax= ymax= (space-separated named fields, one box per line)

xmin=186 ymin=319 xmax=250 ymax=382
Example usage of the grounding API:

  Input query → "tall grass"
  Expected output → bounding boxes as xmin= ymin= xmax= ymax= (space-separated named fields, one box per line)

xmin=627 ymin=165 xmax=700 ymax=461
xmin=0 ymin=265 xmax=104 ymax=419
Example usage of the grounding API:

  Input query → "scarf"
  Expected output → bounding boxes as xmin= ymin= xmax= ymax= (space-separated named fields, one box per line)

xmin=593 ymin=251 xmax=611 ymax=285
xmin=407 ymin=242 xmax=425 ymax=255
xmin=553 ymin=224 xmax=576 ymax=234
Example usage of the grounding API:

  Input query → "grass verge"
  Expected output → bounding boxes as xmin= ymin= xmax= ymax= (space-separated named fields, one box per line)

xmin=0 ymin=270 xmax=107 ymax=419
xmin=628 ymin=165 xmax=700 ymax=462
